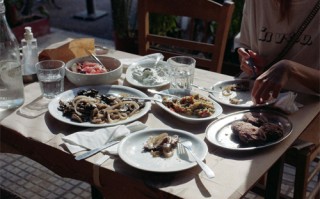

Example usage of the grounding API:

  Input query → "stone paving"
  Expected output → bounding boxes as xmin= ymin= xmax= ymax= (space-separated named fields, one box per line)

xmin=0 ymin=153 xmax=91 ymax=199
xmin=1 ymin=151 xmax=318 ymax=199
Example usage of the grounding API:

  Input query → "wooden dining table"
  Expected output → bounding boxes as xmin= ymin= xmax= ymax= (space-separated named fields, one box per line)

xmin=1 ymin=49 xmax=319 ymax=199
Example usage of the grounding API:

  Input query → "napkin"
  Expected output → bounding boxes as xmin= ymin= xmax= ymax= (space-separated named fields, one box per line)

xmin=62 ymin=121 xmax=148 ymax=155
xmin=273 ymin=91 xmax=302 ymax=114
xmin=38 ymin=38 xmax=95 ymax=63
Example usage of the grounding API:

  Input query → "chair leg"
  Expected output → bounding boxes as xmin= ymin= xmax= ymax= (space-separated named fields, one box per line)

xmin=293 ymin=152 xmax=309 ymax=199
xmin=91 ymin=185 xmax=104 ymax=199
xmin=316 ymin=172 xmax=320 ymax=199
xmin=265 ymin=156 xmax=285 ymax=199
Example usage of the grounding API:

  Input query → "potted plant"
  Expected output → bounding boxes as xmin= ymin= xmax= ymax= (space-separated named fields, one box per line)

xmin=4 ymin=0 xmax=50 ymax=41
xmin=110 ymin=0 xmax=137 ymax=53
xmin=110 ymin=0 xmax=178 ymax=54
xmin=221 ymin=0 xmax=244 ymax=75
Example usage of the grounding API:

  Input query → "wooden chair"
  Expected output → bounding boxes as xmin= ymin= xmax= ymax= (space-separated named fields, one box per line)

xmin=138 ymin=0 xmax=235 ymax=73
xmin=252 ymin=113 xmax=320 ymax=199
xmin=284 ymin=113 xmax=320 ymax=199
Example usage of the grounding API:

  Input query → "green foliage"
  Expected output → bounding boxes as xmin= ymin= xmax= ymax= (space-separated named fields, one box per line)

xmin=4 ymin=0 xmax=49 ymax=27
xmin=228 ymin=0 xmax=244 ymax=38
xmin=149 ymin=14 xmax=178 ymax=36
xmin=110 ymin=0 xmax=137 ymax=38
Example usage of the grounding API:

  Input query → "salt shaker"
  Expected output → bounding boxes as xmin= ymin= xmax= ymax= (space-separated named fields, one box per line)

xmin=21 ymin=26 xmax=38 ymax=83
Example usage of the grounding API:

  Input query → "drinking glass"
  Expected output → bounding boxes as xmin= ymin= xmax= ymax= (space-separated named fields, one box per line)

xmin=167 ymin=56 xmax=196 ymax=89
xmin=35 ymin=60 xmax=65 ymax=99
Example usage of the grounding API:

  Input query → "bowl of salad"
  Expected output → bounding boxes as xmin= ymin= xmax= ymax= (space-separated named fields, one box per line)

xmin=65 ymin=55 xmax=122 ymax=86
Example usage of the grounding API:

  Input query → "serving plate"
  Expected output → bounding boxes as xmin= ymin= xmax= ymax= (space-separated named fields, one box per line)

xmin=154 ymin=89 xmax=223 ymax=123
xmin=125 ymin=59 xmax=170 ymax=89
xmin=209 ymin=79 xmax=277 ymax=108
xmin=205 ymin=110 xmax=292 ymax=150
xmin=48 ymin=85 xmax=152 ymax=127
xmin=118 ymin=128 xmax=208 ymax=172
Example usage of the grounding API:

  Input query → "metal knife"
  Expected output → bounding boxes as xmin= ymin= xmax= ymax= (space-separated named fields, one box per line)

xmin=75 ymin=140 xmax=120 ymax=161
xmin=147 ymin=89 xmax=181 ymax=99
xmin=245 ymin=49 xmax=257 ymax=78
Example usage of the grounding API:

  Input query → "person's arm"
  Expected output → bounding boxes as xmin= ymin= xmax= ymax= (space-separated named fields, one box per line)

xmin=252 ymin=59 xmax=320 ymax=104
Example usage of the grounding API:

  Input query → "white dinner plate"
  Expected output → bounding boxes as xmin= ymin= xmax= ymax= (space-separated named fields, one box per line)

xmin=118 ymin=128 xmax=208 ymax=172
xmin=48 ymin=85 xmax=152 ymax=127
xmin=155 ymin=89 xmax=223 ymax=123
xmin=125 ymin=59 xmax=170 ymax=89
xmin=205 ymin=110 xmax=293 ymax=150
xmin=209 ymin=79 xmax=277 ymax=108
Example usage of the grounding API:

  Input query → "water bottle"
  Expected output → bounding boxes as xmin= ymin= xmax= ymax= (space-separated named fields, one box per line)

xmin=0 ymin=0 xmax=25 ymax=109
xmin=21 ymin=26 xmax=38 ymax=83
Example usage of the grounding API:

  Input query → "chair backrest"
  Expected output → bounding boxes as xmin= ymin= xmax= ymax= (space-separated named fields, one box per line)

xmin=138 ymin=0 xmax=235 ymax=73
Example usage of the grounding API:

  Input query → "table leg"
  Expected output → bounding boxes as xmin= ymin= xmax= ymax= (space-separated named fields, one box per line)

xmin=265 ymin=155 xmax=285 ymax=199
xmin=73 ymin=0 xmax=108 ymax=21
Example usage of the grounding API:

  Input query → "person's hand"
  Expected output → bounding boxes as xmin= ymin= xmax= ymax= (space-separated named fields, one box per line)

xmin=237 ymin=48 xmax=265 ymax=76
xmin=252 ymin=60 xmax=291 ymax=104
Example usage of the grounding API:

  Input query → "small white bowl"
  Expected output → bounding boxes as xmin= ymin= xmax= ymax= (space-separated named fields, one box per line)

xmin=65 ymin=56 xmax=122 ymax=86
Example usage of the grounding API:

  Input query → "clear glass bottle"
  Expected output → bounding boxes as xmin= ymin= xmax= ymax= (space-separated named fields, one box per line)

xmin=21 ymin=26 xmax=38 ymax=83
xmin=0 ymin=0 xmax=25 ymax=109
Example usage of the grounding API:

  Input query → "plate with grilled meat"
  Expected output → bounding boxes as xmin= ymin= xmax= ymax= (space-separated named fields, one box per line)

xmin=205 ymin=110 xmax=292 ymax=150
xmin=209 ymin=79 xmax=278 ymax=108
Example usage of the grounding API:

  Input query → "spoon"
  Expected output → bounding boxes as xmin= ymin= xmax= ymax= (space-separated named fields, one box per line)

xmin=154 ymin=56 xmax=161 ymax=68
xmin=180 ymin=141 xmax=215 ymax=178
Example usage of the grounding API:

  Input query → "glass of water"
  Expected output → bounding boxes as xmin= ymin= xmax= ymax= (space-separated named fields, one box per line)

xmin=167 ymin=56 xmax=196 ymax=89
xmin=35 ymin=60 xmax=65 ymax=99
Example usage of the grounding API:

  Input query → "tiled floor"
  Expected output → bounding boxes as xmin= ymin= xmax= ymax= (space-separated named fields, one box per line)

xmin=0 ymin=153 xmax=91 ymax=199
xmin=1 ymin=152 xmax=318 ymax=199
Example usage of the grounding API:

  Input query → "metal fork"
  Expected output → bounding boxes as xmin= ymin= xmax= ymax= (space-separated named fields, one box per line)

xmin=122 ymin=96 xmax=162 ymax=103
xmin=191 ymin=84 xmax=219 ymax=94
xmin=86 ymin=50 xmax=106 ymax=69
xmin=147 ymin=89 xmax=181 ymax=99
xmin=180 ymin=141 xmax=215 ymax=178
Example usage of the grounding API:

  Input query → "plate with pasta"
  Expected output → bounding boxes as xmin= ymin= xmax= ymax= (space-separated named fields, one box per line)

xmin=48 ymin=85 xmax=152 ymax=127
xmin=155 ymin=89 xmax=223 ymax=123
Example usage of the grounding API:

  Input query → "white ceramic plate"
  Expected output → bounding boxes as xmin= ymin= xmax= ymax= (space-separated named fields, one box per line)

xmin=118 ymin=128 xmax=208 ymax=172
xmin=205 ymin=110 xmax=292 ymax=150
xmin=209 ymin=79 xmax=277 ymax=108
xmin=125 ymin=59 xmax=170 ymax=89
xmin=48 ymin=85 xmax=151 ymax=127
xmin=155 ymin=89 xmax=223 ymax=123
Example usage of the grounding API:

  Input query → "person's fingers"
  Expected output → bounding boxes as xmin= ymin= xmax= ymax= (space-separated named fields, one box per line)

xmin=259 ymin=86 xmax=272 ymax=103
xmin=252 ymin=78 xmax=271 ymax=104
xmin=271 ymin=86 xmax=281 ymax=99
xmin=248 ymin=50 xmax=257 ymax=57
xmin=240 ymin=59 xmax=254 ymax=75
xmin=251 ymin=78 xmax=264 ymax=103
xmin=241 ymin=64 xmax=253 ymax=75
xmin=253 ymin=78 xmax=281 ymax=104
xmin=238 ymin=48 xmax=250 ymax=59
